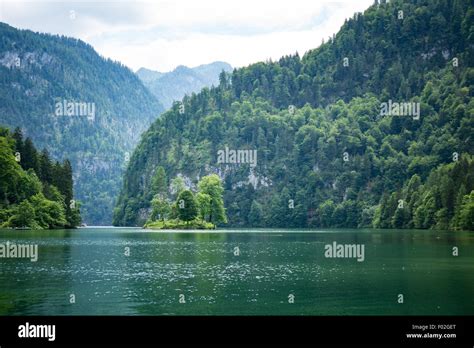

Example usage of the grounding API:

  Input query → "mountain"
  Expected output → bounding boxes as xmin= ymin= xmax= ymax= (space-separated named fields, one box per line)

xmin=0 ymin=22 xmax=164 ymax=225
xmin=135 ymin=67 xmax=164 ymax=84
xmin=136 ymin=61 xmax=232 ymax=109
xmin=114 ymin=0 xmax=474 ymax=231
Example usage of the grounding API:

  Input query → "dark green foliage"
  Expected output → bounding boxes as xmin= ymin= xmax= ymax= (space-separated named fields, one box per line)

xmin=0 ymin=126 xmax=81 ymax=229
xmin=115 ymin=0 xmax=473 ymax=230
xmin=455 ymin=190 xmax=474 ymax=230
xmin=150 ymin=166 xmax=167 ymax=200
xmin=176 ymin=190 xmax=198 ymax=222
xmin=375 ymin=156 xmax=474 ymax=230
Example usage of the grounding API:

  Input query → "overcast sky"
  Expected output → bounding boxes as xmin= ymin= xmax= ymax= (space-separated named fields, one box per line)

xmin=0 ymin=0 xmax=373 ymax=72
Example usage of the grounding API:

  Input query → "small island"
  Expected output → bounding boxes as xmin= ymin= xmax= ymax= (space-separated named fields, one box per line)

xmin=144 ymin=173 xmax=227 ymax=230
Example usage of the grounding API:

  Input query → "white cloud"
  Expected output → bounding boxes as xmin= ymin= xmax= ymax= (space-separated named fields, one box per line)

xmin=1 ymin=0 xmax=373 ymax=71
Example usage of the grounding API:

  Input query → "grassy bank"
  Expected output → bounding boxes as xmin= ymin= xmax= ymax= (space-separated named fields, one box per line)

xmin=144 ymin=219 xmax=215 ymax=230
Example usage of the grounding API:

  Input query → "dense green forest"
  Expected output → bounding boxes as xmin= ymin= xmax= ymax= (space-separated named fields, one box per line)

xmin=0 ymin=22 xmax=164 ymax=225
xmin=114 ymin=0 xmax=474 ymax=230
xmin=0 ymin=127 xmax=81 ymax=229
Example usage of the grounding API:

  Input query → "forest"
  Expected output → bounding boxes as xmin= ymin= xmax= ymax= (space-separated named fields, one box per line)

xmin=114 ymin=0 xmax=474 ymax=230
xmin=0 ymin=127 xmax=81 ymax=229
xmin=0 ymin=22 xmax=163 ymax=225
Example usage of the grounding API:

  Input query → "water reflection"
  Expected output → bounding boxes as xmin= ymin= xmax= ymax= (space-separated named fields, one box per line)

xmin=0 ymin=228 xmax=472 ymax=315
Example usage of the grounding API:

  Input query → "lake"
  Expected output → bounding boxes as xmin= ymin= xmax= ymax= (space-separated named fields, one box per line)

xmin=0 ymin=227 xmax=473 ymax=315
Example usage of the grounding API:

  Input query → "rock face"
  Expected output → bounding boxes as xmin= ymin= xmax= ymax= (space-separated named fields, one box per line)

xmin=0 ymin=23 xmax=164 ymax=225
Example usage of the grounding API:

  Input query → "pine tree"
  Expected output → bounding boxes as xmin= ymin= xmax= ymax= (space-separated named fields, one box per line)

xmin=39 ymin=149 xmax=53 ymax=184
xmin=22 ymin=138 xmax=39 ymax=173
xmin=176 ymin=190 xmax=198 ymax=223
xmin=12 ymin=127 xmax=24 ymax=158
xmin=151 ymin=166 xmax=167 ymax=197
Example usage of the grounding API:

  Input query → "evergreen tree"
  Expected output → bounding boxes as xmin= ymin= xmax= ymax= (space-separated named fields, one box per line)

xmin=22 ymin=138 xmax=39 ymax=173
xmin=176 ymin=190 xmax=198 ymax=222
xmin=12 ymin=127 xmax=24 ymax=158
xmin=151 ymin=166 xmax=167 ymax=198
xmin=39 ymin=149 xmax=53 ymax=184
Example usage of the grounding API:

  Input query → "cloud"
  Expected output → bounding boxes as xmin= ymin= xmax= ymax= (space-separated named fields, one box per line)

xmin=0 ymin=0 xmax=373 ymax=71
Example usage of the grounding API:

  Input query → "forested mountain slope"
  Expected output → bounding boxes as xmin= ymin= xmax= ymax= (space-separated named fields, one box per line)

xmin=114 ymin=0 xmax=474 ymax=230
xmin=0 ymin=127 xmax=81 ymax=229
xmin=0 ymin=23 xmax=164 ymax=224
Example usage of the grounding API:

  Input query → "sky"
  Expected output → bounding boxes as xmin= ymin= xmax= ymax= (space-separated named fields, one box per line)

xmin=0 ymin=0 xmax=373 ymax=72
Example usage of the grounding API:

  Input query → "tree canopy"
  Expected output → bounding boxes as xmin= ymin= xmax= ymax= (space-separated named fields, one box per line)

xmin=0 ymin=127 xmax=81 ymax=229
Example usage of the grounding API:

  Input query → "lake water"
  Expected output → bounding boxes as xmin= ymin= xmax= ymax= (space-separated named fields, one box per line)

xmin=0 ymin=227 xmax=473 ymax=315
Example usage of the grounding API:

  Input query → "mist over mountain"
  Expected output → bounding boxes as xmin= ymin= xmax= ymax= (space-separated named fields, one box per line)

xmin=0 ymin=22 xmax=164 ymax=225
xmin=136 ymin=61 xmax=232 ymax=109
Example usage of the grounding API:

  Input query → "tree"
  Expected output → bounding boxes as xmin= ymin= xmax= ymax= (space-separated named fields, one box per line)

xmin=219 ymin=70 xmax=228 ymax=89
xmin=59 ymin=160 xmax=75 ymax=227
xmin=318 ymin=200 xmax=335 ymax=227
xmin=456 ymin=191 xmax=474 ymax=230
xmin=0 ymin=136 xmax=23 ymax=204
xmin=151 ymin=166 xmax=167 ymax=197
xmin=392 ymin=206 xmax=409 ymax=228
xmin=8 ymin=200 xmax=36 ymax=228
xmin=248 ymin=200 xmax=263 ymax=227
xmin=170 ymin=176 xmax=186 ymax=197
xmin=39 ymin=149 xmax=53 ymax=184
xmin=29 ymin=193 xmax=67 ymax=229
xmin=150 ymin=194 xmax=171 ymax=221
xmin=197 ymin=174 xmax=227 ymax=225
xmin=22 ymin=138 xmax=39 ymax=173
xmin=12 ymin=127 xmax=24 ymax=156
xmin=176 ymin=190 xmax=198 ymax=222
xmin=196 ymin=192 xmax=212 ymax=221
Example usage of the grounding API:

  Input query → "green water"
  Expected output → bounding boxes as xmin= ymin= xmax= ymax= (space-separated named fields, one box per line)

xmin=0 ymin=227 xmax=472 ymax=315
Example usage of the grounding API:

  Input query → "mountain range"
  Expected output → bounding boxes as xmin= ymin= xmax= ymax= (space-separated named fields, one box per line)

xmin=136 ymin=62 xmax=233 ymax=109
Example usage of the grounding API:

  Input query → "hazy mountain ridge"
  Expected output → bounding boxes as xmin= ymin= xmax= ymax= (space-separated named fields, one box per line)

xmin=136 ymin=61 xmax=232 ymax=109
xmin=0 ymin=22 xmax=164 ymax=225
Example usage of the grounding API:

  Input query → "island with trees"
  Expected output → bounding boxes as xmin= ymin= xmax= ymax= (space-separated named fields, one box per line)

xmin=144 ymin=172 xmax=227 ymax=230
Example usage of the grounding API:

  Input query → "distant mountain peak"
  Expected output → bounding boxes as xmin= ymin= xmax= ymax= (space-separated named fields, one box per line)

xmin=136 ymin=61 xmax=232 ymax=109
xmin=0 ymin=23 xmax=164 ymax=225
